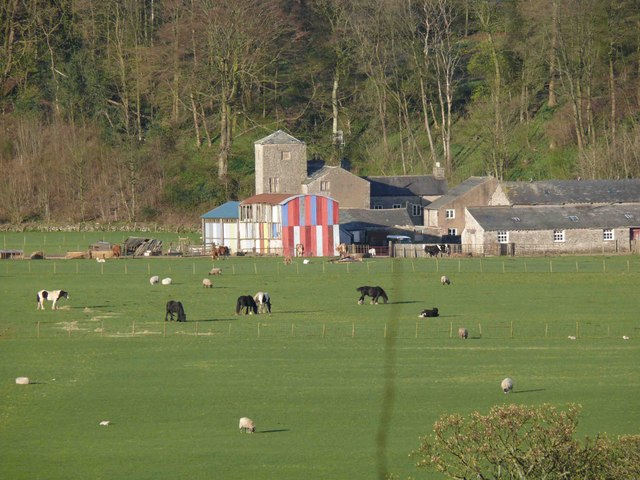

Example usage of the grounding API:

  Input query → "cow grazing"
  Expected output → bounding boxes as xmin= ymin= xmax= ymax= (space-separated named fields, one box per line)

xmin=236 ymin=295 xmax=258 ymax=315
xmin=165 ymin=300 xmax=186 ymax=322
xmin=419 ymin=307 xmax=439 ymax=318
xmin=253 ymin=292 xmax=272 ymax=314
xmin=37 ymin=290 xmax=69 ymax=310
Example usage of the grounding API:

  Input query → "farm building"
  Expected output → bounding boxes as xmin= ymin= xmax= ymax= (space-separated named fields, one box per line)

xmin=238 ymin=193 xmax=340 ymax=257
xmin=302 ymin=165 xmax=370 ymax=209
xmin=463 ymin=204 xmax=640 ymax=256
xmin=201 ymin=201 xmax=240 ymax=253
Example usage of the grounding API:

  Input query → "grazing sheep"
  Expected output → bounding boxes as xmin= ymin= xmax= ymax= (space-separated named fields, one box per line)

xmin=15 ymin=377 xmax=30 ymax=385
xmin=36 ymin=290 xmax=69 ymax=310
xmin=150 ymin=275 xmax=160 ymax=285
xmin=623 ymin=335 xmax=630 ymax=340
xmin=440 ymin=275 xmax=451 ymax=285
xmin=239 ymin=417 xmax=256 ymax=433
xmin=161 ymin=277 xmax=172 ymax=285
xmin=501 ymin=377 xmax=514 ymax=394
xmin=458 ymin=327 xmax=468 ymax=339
xmin=567 ymin=335 xmax=576 ymax=340
xmin=202 ymin=278 xmax=213 ymax=288
xmin=209 ymin=267 xmax=222 ymax=275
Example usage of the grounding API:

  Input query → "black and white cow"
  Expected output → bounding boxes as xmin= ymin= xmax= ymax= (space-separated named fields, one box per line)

xmin=37 ymin=290 xmax=69 ymax=310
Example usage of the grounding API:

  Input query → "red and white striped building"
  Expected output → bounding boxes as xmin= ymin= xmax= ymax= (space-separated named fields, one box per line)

xmin=238 ymin=193 xmax=340 ymax=257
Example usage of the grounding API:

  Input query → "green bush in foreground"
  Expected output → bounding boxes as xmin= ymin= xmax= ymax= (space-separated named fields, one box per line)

xmin=413 ymin=404 xmax=640 ymax=479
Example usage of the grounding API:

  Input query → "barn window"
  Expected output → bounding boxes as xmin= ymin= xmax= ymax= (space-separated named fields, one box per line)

xmin=603 ymin=229 xmax=614 ymax=241
xmin=411 ymin=204 xmax=423 ymax=216
xmin=392 ymin=204 xmax=402 ymax=209
xmin=320 ymin=180 xmax=330 ymax=191
xmin=445 ymin=209 xmax=455 ymax=219
xmin=373 ymin=204 xmax=383 ymax=210
xmin=497 ymin=231 xmax=509 ymax=243
xmin=448 ymin=228 xmax=457 ymax=236
xmin=268 ymin=177 xmax=280 ymax=193
xmin=281 ymin=151 xmax=291 ymax=161
xmin=568 ymin=215 xmax=579 ymax=222
xmin=553 ymin=230 xmax=565 ymax=242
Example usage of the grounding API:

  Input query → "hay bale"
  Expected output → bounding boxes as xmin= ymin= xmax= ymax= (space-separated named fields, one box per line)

xmin=15 ymin=377 xmax=30 ymax=385
xmin=66 ymin=251 xmax=89 ymax=259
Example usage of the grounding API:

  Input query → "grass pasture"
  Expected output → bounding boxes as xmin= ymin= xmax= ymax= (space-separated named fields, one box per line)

xmin=1 ymin=238 xmax=639 ymax=479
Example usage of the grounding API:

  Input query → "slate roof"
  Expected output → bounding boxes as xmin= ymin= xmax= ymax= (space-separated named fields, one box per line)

xmin=364 ymin=175 xmax=448 ymax=197
xmin=201 ymin=201 xmax=240 ymax=219
xmin=254 ymin=130 xmax=304 ymax=145
xmin=501 ymin=179 xmax=640 ymax=205
xmin=303 ymin=165 xmax=339 ymax=184
xmin=426 ymin=176 xmax=493 ymax=209
xmin=467 ymin=204 xmax=640 ymax=231
xmin=339 ymin=208 xmax=413 ymax=229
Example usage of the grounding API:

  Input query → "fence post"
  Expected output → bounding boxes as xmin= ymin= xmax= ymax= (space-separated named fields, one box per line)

xmin=449 ymin=322 xmax=453 ymax=338
xmin=478 ymin=323 xmax=482 ymax=338
xmin=195 ymin=322 xmax=199 ymax=336
xmin=322 ymin=323 xmax=326 ymax=338
xmin=257 ymin=322 xmax=261 ymax=338
xmin=37 ymin=321 xmax=40 ymax=339
xmin=352 ymin=322 xmax=355 ymax=338
xmin=384 ymin=323 xmax=387 ymax=338
xmin=576 ymin=321 xmax=579 ymax=338
xmin=510 ymin=321 xmax=514 ymax=338
xmin=291 ymin=324 xmax=295 ymax=337
xmin=415 ymin=322 xmax=418 ymax=338
xmin=545 ymin=323 xmax=548 ymax=338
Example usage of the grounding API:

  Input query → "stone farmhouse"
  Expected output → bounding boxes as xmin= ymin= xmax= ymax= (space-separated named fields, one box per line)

xmin=202 ymin=130 xmax=640 ymax=256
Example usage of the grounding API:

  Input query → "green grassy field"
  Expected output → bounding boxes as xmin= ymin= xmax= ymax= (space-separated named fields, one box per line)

xmin=1 ymin=237 xmax=639 ymax=479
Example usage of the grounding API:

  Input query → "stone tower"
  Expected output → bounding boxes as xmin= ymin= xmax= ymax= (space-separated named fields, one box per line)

xmin=254 ymin=130 xmax=307 ymax=195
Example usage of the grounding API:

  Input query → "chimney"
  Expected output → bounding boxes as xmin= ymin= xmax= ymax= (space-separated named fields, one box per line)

xmin=433 ymin=162 xmax=445 ymax=179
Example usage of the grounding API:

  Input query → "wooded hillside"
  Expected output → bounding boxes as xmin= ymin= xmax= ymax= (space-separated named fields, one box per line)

xmin=1 ymin=0 xmax=639 ymax=226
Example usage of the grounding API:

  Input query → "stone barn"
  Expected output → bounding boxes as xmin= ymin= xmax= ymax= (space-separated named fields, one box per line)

xmin=463 ymin=204 xmax=640 ymax=256
xmin=239 ymin=193 xmax=340 ymax=257
xmin=201 ymin=201 xmax=240 ymax=253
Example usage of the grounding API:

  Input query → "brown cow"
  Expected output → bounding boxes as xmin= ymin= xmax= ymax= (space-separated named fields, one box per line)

xmin=112 ymin=244 xmax=121 ymax=258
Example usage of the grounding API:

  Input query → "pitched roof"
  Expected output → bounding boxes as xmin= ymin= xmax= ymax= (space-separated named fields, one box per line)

xmin=364 ymin=175 xmax=448 ymax=196
xmin=241 ymin=193 xmax=297 ymax=205
xmin=201 ymin=201 xmax=240 ymax=219
xmin=303 ymin=165 xmax=365 ymax=185
xmin=339 ymin=208 xmax=413 ymax=229
xmin=467 ymin=204 xmax=640 ymax=231
xmin=501 ymin=179 xmax=640 ymax=205
xmin=254 ymin=130 xmax=304 ymax=145
xmin=426 ymin=176 xmax=494 ymax=209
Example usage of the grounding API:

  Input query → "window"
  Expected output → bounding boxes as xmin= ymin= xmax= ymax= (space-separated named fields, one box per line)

xmin=320 ymin=180 xmax=330 ymax=191
xmin=448 ymin=228 xmax=457 ymax=236
xmin=240 ymin=205 xmax=253 ymax=221
xmin=392 ymin=204 xmax=402 ymax=209
xmin=553 ymin=230 xmax=565 ymax=242
xmin=568 ymin=215 xmax=579 ymax=222
xmin=373 ymin=204 xmax=383 ymax=210
xmin=511 ymin=216 xmax=521 ymax=222
xmin=497 ymin=231 xmax=509 ymax=243
xmin=603 ymin=229 xmax=614 ymax=241
xmin=268 ymin=177 xmax=280 ymax=193
xmin=445 ymin=209 xmax=455 ymax=219
xmin=412 ymin=204 xmax=423 ymax=216
xmin=281 ymin=151 xmax=291 ymax=161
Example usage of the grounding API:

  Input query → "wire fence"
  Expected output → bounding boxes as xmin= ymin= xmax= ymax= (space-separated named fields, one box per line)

xmin=28 ymin=317 xmax=637 ymax=341
xmin=3 ymin=255 xmax=640 ymax=276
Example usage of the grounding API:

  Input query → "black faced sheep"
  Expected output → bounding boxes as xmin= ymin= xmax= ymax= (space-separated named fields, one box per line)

xmin=440 ymin=275 xmax=451 ymax=285
xmin=202 ymin=278 xmax=213 ymax=288
xmin=239 ymin=417 xmax=255 ymax=433
xmin=149 ymin=275 xmax=160 ymax=285
xmin=458 ymin=327 xmax=468 ymax=339
xmin=501 ymin=377 xmax=514 ymax=393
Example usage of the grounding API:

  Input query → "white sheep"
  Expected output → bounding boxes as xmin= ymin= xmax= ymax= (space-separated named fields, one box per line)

xmin=440 ymin=275 xmax=451 ymax=285
xmin=209 ymin=267 xmax=222 ymax=275
xmin=149 ymin=276 xmax=160 ymax=285
xmin=161 ymin=277 xmax=172 ymax=285
xmin=458 ymin=328 xmax=468 ymax=339
xmin=202 ymin=278 xmax=213 ymax=288
xmin=239 ymin=417 xmax=255 ymax=433
xmin=15 ymin=377 xmax=30 ymax=385
xmin=501 ymin=377 xmax=514 ymax=394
